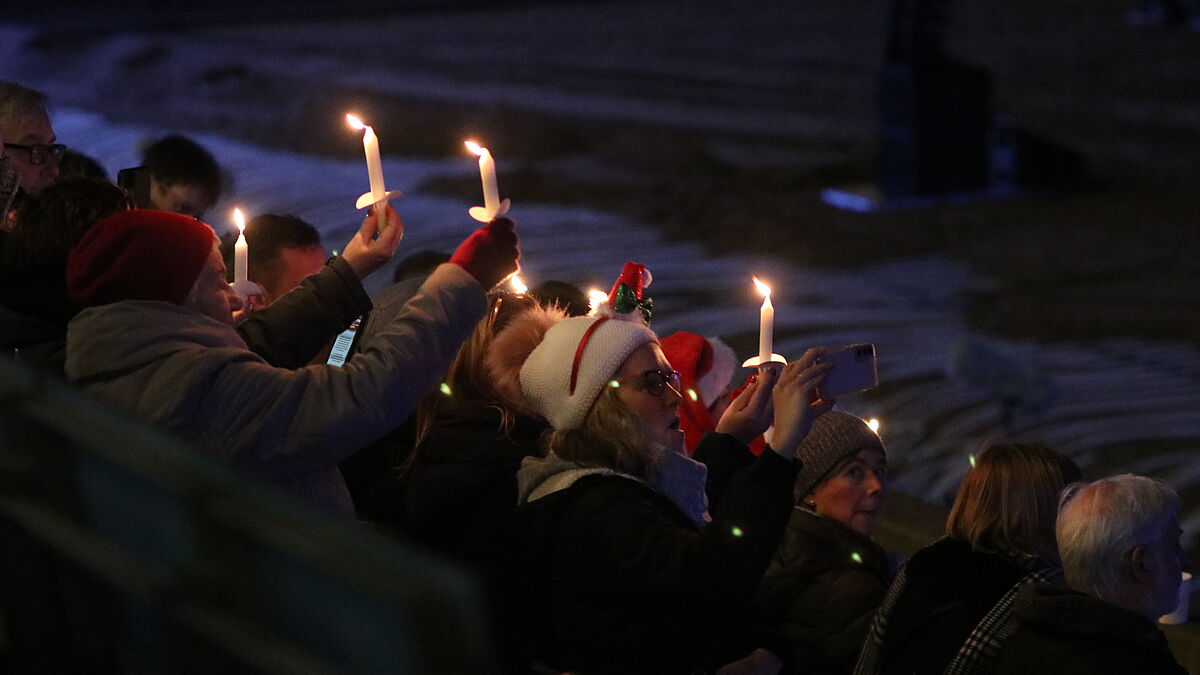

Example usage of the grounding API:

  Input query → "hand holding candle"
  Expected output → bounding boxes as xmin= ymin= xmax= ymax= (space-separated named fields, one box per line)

xmin=346 ymin=114 xmax=403 ymax=216
xmin=465 ymin=140 xmax=511 ymax=222
xmin=742 ymin=276 xmax=788 ymax=368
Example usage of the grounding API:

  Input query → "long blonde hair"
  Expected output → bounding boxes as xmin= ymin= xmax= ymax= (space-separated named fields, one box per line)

xmin=946 ymin=442 xmax=1081 ymax=561
xmin=545 ymin=383 xmax=666 ymax=481
xmin=414 ymin=292 xmax=543 ymax=447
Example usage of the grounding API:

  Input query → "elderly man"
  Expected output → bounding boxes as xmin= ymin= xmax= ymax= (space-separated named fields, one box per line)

xmin=0 ymin=82 xmax=61 ymax=210
xmin=64 ymin=206 xmax=519 ymax=514
xmin=993 ymin=474 xmax=1189 ymax=674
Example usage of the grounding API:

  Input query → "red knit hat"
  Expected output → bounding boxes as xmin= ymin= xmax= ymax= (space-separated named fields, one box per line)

xmin=67 ymin=209 xmax=218 ymax=308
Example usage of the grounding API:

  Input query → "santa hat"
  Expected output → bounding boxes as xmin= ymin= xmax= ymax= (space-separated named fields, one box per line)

xmin=66 ymin=209 xmax=217 ymax=308
xmin=521 ymin=262 xmax=659 ymax=430
xmin=659 ymin=331 xmax=738 ymax=453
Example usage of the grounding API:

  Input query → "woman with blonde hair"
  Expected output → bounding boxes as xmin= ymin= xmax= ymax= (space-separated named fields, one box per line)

xmin=854 ymin=442 xmax=1081 ymax=675
xmin=496 ymin=263 xmax=835 ymax=674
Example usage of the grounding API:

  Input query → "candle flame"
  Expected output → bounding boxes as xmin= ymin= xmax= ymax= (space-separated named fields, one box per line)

xmin=233 ymin=207 xmax=246 ymax=234
xmin=588 ymin=288 xmax=608 ymax=312
xmin=510 ymin=274 xmax=528 ymax=295
xmin=867 ymin=418 xmax=881 ymax=433
xmin=346 ymin=114 xmax=366 ymax=131
xmin=752 ymin=276 xmax=772 ymax=298
xmin=464 ymin=140 xmax=485 ymax=156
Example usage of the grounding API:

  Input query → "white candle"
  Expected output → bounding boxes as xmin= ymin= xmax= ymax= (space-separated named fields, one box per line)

xmin=233 ymin=207 xmax=248 ymax=284
xmin=346 ymin=114 xmax=387 ymax=215
xmin=465 ymin=140 xmax=500 ymax=216
xmin=753 ymin=276 xmax=773 ymax=364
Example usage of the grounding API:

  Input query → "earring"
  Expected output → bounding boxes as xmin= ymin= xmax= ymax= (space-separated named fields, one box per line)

xmin=804 ymin=497 xmax=816 ymax=507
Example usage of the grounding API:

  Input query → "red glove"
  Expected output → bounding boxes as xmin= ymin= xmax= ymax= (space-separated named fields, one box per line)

xmin=450 ymin=217 xmax=520 ymax=289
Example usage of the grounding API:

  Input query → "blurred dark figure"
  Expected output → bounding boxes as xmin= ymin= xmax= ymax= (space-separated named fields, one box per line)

xmin=140 ymin=134 xmax=222 ymax=218
xmin=59 ymin=149 xmax=108 ymax=180
xmin=392 ymin=248 xmax=450 ymax=283
xmin=0 ymin=176 xmax=129 ymax=373
xmin=879 ymin=0 xmax=991 ymax=198
xmin=220 ymin=213 xmax=326 ymax=308
xmin=530 ymin=279 xmax=589 ymax=317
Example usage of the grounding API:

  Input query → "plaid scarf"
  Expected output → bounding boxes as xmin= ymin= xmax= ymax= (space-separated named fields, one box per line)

xmin=853 ymin=538 xmax=1063 ymax=675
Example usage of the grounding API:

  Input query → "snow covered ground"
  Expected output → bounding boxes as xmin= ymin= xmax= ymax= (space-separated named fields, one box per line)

xmin=57 ymin=105 xmax=1200 ymax=557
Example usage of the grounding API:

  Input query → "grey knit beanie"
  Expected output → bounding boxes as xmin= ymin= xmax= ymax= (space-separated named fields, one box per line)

xmin=794 ymin=411 xmax=885 ymax=503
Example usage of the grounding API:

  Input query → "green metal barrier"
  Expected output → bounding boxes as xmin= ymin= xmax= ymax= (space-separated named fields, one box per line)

xmin=0 ymin=357 xmax=495 ymax=674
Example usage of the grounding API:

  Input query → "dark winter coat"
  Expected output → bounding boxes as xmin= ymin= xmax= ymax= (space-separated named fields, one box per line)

xmin=992 ymin=583 xmax=1187 ymax=675
xmin=402 ymin=400 xmax=547 ymax=567
xmin=856 ymin=537 xmax=1037 ymax=675
xmin=500 ymin=444 xmax=799 ymax=675
xmin=759 ymin=508 xmax=894 ymax=675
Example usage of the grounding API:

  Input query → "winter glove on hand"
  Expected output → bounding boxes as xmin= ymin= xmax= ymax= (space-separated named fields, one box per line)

xmin=449 ymin=217 xmax=520 ymax=289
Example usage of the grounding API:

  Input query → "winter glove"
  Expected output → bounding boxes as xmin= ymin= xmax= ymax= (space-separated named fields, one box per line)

xmin=449 ymin=217 xmax=520 ymax=289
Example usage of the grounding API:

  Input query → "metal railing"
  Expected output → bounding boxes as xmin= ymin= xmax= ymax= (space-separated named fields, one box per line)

xmin=0 ymin=357 xmax=495 ymax=674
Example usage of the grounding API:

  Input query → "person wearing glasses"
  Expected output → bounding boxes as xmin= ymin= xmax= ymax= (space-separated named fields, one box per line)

xmin=495 ymin=262 xmax=835 ymax=675
xmin=0 ymin=82 xmax=62 ymax=216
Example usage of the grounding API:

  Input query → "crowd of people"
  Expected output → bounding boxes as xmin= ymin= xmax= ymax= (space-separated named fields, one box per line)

xmin=0 ymin=79 xmax=1192 ymax=674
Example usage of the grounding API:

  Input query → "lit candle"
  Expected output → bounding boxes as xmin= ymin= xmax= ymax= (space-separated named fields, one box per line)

xmin=346 ymin=114 xmax=387 ymax=215
xmin=753 ymin=276 xmax=774 ymax=364
xmin=463 ymin=140 xmax=510 ymax=222
xmin=232 ymin=207 xmax=248 ymax=284
xmin=510 ymin=274 xmax=528 ymax=295
xmin=868 ymin=418 xmax=881 ymax=433
xmin=465 ymin=140 xmax=499 ymax=215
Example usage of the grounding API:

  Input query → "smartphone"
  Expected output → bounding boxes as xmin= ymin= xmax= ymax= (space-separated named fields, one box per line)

xmin=117 ymin=166 xmax=153 ymax=209
xmin=817 ymin=343 xmax=878 ymax=398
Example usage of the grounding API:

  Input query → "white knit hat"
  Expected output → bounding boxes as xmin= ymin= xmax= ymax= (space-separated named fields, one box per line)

xmin=520 ymin=315 xmax=656 ymax=430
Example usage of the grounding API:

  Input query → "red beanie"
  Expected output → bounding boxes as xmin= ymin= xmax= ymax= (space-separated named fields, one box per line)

xmin=67 ymin=209 xmax=217 ymax=308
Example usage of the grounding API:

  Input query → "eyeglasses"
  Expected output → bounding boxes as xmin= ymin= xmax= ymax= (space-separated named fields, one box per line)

xmin=609 ymin=369 xmax=681 ymax=397
xmin=4 ymin=143 xmax=67 ymax=166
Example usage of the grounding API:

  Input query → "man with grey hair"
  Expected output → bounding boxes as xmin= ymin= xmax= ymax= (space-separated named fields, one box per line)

xmin=0 ymin=82 xmax=62 ymax=216
xmin=992 ymin=474 xmax=1189 ymax=674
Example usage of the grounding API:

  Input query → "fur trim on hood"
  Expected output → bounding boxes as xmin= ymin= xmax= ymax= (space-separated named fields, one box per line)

xmin=486 ymin=302 xmax=566 ymax=417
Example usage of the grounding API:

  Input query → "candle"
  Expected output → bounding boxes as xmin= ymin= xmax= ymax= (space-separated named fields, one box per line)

xmin=464 ymin=141 xmax=499 ymax=215
xmin=232 ymin=207 xmax=248 ymax=284
xmin=346 ymin=114 xmax=387 ymax=215
xmin=465 ymin=140 xmax=507 ymax=221
xmin=510 ymin=274 xmax=528 ymax=295
xmin=753 ymin=276 xmax=774 ymax=364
